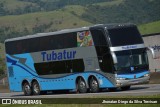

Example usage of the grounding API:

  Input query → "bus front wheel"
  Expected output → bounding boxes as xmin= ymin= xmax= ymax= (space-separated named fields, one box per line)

xmin=32 ymin=81 xmax=40 ymax=95
xmin=23 ymin=82 xmax=32 ymax=96
xmin=77 ymin=78 xmax=87 ymax=93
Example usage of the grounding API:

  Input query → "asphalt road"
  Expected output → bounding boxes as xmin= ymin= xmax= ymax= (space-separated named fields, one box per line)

xmin=0 ymin=84 xmax=160 ymax=98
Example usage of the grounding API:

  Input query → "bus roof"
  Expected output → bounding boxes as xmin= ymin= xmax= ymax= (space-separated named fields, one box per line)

xmin=5 ymin=26 xmax=90 ymax=43
xmin=5 ymin=23 xmax=135 ymax=43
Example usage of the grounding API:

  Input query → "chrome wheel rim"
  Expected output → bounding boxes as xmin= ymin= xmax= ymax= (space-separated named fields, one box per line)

xmin=33 ymin=84 xmax=39 ymax=94
xmin=91 ymin=79 xmax=98 ymax=90
xmin=24 ymin=84 xmax=31 ymax=94
xmin=79 ymin=81 xmax=86 ymax=90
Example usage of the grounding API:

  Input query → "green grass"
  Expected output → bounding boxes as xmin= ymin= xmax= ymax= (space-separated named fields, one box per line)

xmin=138 ymin=20 xmax=160 ymax=35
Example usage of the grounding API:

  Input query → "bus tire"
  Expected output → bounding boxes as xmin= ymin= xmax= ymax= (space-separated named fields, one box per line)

xmin=121 ymin=86 xmax=131 ymax=91
xmin=89 ymin=77 xmax=99 ymax=93
xmin=32 ymin=81 xmax=40 ymax=95
xmin=77 ymin=78 xmax=87 ymax=93
xmin=23 ymin=82 xmax=32 ymax=96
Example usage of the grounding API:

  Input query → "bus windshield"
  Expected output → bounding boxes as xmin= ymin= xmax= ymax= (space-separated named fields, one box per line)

xmin=114 ymin=48 xmax=149 ymax=73
xmin=108 ymin=26 xmax=143 ymax=46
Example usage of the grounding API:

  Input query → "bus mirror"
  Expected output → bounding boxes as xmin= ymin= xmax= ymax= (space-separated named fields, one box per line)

xmin=111 ymin=52 xmax=118 ymax=64
xmin=147 ymin=47 xmax=156 ymax=59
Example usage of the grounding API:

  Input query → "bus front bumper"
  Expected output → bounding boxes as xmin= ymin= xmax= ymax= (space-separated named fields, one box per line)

xmin=116 ymin=76 xmax=150 ymax=87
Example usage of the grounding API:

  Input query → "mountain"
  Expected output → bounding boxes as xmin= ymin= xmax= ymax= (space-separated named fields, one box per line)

xmin=0 ymin=0 xmax=159 ymax=43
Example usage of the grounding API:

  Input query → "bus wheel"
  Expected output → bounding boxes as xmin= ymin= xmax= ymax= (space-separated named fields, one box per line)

xmin=32 ymin=81 xmax=40 ymax=95
xmin=89 ymin=77 xmax=99 ymax=93
xmin=77 ymin=78 xmax=87 ymax=93
xmin=121 ymin=86 xmax=131 ymax=91
xmin=23 ymin=82 xmax=32 ymax=96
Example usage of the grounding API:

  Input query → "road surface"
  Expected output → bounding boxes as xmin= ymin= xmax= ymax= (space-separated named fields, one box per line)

xmin=0 ymin=84 xmax=160 ymax=98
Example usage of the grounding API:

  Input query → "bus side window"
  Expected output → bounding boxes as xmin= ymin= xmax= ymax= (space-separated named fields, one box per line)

xmin=63 ymin=32 xmax=77 ymax=49
xmin=65 ymin=60 xmax=72 ymax=73
xmin=72 ymin=59 xmax=84 ymax=72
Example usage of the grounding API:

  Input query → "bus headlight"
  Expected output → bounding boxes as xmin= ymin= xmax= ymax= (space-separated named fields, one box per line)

xmin=144 ymin=74 xmax=149 ymax=77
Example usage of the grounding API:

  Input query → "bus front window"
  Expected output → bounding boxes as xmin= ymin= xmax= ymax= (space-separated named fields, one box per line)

xmin=116 ymin=55 xmax=131 ymax=69
xmin=131 ymin=53 xmax=148 ymax=66
xmin=114 ymin=48 xmax=149 ymax=73
xmin=108 ymin=26 xmax=143 ymax=47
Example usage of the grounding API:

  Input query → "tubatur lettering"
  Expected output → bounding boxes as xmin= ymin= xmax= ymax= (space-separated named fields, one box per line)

xmin=41 ymin=50 xmax=76 ymax=61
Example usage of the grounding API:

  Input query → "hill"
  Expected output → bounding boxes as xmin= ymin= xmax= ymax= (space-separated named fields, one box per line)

xmin=81 ymin=0 xmax=160 ymax=24
xmin=0 ymin=0 xmax=110 ymax=15
xmin=0 ymin=5 xmax=92 ymax=42
xmin=0 ymin=0 xmax=159 ymax=43
xmin=0 ymin=0 xmax=38 ymax=15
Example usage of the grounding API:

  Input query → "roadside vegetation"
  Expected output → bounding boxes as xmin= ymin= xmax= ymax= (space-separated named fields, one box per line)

xmin=138 ymin=20 xmax=160 ymax=35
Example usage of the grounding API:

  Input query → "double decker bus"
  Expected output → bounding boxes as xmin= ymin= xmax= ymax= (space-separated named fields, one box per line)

xmin=5 ymin=23 xmax=155 ymax=95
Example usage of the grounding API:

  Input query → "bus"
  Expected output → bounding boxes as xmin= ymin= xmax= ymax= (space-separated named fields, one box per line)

xmin=5 ymin=23 xmax=155 ymax=95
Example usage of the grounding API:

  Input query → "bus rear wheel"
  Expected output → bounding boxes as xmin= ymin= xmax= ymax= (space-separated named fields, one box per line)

xmin=32 ymin=81 xmax=40 ymax=95
xmin=23 ymin=82 xmax=32 ymax=96
xmin=77 ymin=78 xmax=87 ymax=93
xmin=89 ymin=77 xmax=99 ymax=93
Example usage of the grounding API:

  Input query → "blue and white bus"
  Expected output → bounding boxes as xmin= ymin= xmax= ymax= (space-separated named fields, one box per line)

xmin=5 ymin=24 xmax=155 ymax=95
